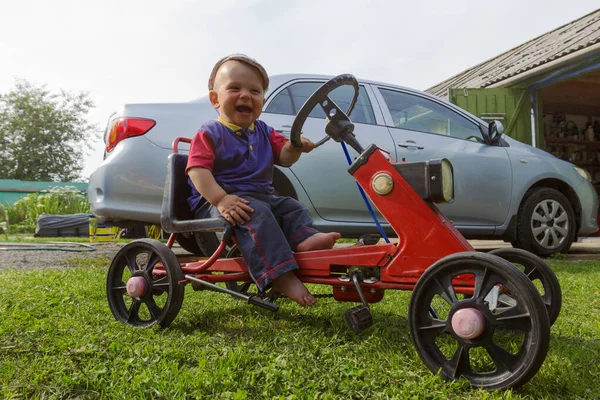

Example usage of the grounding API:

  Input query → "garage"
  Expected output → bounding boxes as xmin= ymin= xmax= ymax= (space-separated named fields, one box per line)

xmin=427 ymin=9 xmax=600 ymax=196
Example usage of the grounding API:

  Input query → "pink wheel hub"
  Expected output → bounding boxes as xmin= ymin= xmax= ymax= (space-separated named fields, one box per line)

xmin=451 ymin=308 xmax=485 ymax=339
xmin=126 ymin=276 xmax=147 ymax=298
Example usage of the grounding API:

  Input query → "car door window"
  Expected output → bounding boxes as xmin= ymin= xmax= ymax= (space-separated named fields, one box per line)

xmin=379 ymin=88 xmax=484 ymax=142
xmin=265 ymin=82 xmax=377 ymax=125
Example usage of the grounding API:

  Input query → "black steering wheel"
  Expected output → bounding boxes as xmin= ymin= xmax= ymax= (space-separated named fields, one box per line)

xmin=290 ymin=74 xmax=362 ymax=152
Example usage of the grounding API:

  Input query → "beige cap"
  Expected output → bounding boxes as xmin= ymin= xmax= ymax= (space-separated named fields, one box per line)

xmin=208 ymin=53 xmax=269 ymax=92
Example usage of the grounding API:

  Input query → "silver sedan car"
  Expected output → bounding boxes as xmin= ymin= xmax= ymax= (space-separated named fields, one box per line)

xmin=88 ymin=74 xmax=598 ymax=257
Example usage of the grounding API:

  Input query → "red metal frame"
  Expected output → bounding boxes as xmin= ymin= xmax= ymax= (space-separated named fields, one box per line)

xmin=165 ymin=138 xmax=475 ymax=299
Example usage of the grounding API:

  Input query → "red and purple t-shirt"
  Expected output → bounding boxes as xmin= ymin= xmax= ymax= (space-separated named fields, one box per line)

xmin=186 ymin=118 xmax=288 ymax=211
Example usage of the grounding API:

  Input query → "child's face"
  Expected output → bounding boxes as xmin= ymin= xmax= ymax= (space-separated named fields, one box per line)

xmin=209 ymin=60 xmax=266 ymax=129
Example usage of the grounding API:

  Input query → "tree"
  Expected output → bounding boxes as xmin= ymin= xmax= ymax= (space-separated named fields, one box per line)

xmin=0 ymin=79 xmax=99 ymax=181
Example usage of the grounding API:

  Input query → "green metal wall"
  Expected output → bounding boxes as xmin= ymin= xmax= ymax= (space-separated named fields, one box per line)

xmin=0 ymin=179 xmax=88 ymax=205
xmin=449 ymin=87 xmax=533 ymax=144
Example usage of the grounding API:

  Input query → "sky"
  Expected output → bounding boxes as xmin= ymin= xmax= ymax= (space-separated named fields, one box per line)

xmin=1 ymin=0 xmax=598 ymax=180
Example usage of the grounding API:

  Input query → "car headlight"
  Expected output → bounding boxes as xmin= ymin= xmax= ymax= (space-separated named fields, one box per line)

xmin=574 ymin=166 xmax=591 ymax=182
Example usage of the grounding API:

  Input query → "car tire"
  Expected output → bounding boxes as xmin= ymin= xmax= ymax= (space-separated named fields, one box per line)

xmin=512 ymin=188 xmax=576 ymax=257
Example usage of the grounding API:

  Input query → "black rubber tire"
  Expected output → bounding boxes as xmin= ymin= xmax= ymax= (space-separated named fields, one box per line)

xmin=408 ymin=251 xmax=550 ymax=391
xmin=175 ymin=233 xmax=203 ymax=255
xmin=222 ymin=246 xmax=253 ymax=294
xmin=194 ymin=232 xmax=221 ymax=257
xmin=221 ymin=246 xmax=279 ymax=302
xmin=174 ymin=232 xmax=220 ymax=257
xmin=513 ymin=188 xmax=576 ymax=257
xmin=106 ymin=239 xmax=184 ymax=328
xmin=489 ymin=248 xmax=562 ymax=326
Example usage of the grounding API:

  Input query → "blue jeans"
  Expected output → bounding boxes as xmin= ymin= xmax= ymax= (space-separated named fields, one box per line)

xmin=194 ymin=191 xmax=317 ymax=291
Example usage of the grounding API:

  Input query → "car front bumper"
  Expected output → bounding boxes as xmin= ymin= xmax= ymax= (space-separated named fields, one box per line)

xmin=575 ymin=180 xmax=599 ymax=236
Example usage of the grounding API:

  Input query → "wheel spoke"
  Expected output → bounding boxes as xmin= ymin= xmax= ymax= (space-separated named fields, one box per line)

xmin=532 ymin=212 xmax=546 ymax=224
xmin=541 ymin=202 xmax=551 ymax=218
xmin=548 ymin=201 xmax=559 ymax=219
xmin=124 ymin=251 xmax=138 ymax=272
xmin=126 ymin=301 xmax=141 ymax=323
xmin=549 ymin=229 xmax=561 ymax=244
xmin=473 ymin=269 xmax=502 ymax=304
xmin=485 ymin=343 xmax=519 ymax=373
xmin=112 ymin=281 xmax=127 ymax=293
xmin=143 ymin=250 xmax=161 ymax=274
xmin=495 ymin=306 xmax=532 ymax=331
xmin=418 ymin=318 xmax=448 ymax=338
xmin=445 ymin=344 xmax=470 ymax=379
xmin=523 ymin=265 xmax=541 ymax=280
xmin=553 ymin=225 xmax=568 ymax=237
xmin=555 ymin=211 xmax=568 ymax=224
xmin=152 ymin=276 xmax=170 ymax=288
xmin=144 ymin=297 xmax=163 ymax=321
xmin=318 ymin=95 xmax=335 ymax=114
xmin=239 ymin=282 xmax=252 ymax=293
xmin=472 ymin=267 xmax=491 ymax=300
xmin=532 ymin=225 xmax=545 ymax=237
xmin=539 ymin=230 xmax=551 ymax=247
xmin=541 ymin=297 xmax=551 ymax=309
xmin=434 ymin=276 xmax=458 ymax=305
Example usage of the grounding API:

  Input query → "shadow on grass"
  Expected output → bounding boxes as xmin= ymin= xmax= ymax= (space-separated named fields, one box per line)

xmin=171 ymin=296 xmax=412 ymax=344
xmin=516 ymin=336 xmax=600 ymax=398
xmin=164 ymin=292 xmax=599 ymax=398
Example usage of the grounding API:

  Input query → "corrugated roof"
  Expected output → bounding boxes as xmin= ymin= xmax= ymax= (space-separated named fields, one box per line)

xmin=427 ymin=9 xmax=600 ymax=99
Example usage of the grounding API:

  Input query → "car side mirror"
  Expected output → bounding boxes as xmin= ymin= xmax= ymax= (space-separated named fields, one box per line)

xmin=489 ymin=120 xmax=504 ymax=145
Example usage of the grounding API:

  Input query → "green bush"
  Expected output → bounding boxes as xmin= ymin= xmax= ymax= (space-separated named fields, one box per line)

xmin=1 ymin=186 xmax=90 ymax=229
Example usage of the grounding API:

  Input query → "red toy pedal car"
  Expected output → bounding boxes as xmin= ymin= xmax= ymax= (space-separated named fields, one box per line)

xmin=106 ymin=75 xmax=561 ymax=390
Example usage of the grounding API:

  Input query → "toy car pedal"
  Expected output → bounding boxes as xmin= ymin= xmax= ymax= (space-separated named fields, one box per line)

xmin=343 ymin=271 xmax=374 ymax=332
xmin=344 ymin=305 xmax=373 ymax=333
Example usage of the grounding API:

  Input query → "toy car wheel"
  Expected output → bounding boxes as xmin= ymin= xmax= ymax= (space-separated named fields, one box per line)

xmin=172 ymin=232 xmax=203 ymax=255
xmin=512 ymin=188 xmax=575 ymax=257
xmin=173 ymin=232 xmax=221 ymax=257
xmin=222 ymin=246 xmax=279 ymax=301
xmin=223 ymin=245 xmax=255 ymax=295
xmin=489 ymin=248 xmax=561 ymax=325
xmin=106 ymin=239 xmax=184 ymax=328
xmin=194 ymin=232 xmax=220 ymax=257
xmin=408 ymin=252 xmax=550 ymax=391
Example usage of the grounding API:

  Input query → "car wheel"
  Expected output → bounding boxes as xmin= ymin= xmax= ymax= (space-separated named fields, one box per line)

xmin=513 ymin=188 xmax=576 ymax=257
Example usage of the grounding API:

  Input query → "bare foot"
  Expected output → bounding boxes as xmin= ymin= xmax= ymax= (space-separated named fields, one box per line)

xmin=296 ymin=232 xmax=341 ymax=252
xmin=271 ymin=271 xmax=316 ymax=307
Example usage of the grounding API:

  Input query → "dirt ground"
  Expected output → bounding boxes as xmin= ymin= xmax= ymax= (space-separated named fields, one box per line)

xmin=1 ymin=238 xmax=599 ymax=270
xmin=0 ymin=242 xmax=126 ymax=269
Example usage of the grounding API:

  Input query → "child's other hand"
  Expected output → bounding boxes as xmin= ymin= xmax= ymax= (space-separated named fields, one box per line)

xmin=299 ymin=136 xmax=315 ymax=153
xmin=217 ymin=194 xmax=254 ymax=225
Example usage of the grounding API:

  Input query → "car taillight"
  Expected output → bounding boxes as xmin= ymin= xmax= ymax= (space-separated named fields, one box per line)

xmin=106 ymin=118 xmax=156 ymax=152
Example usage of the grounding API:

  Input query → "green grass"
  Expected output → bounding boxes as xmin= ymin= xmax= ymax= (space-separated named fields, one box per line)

xmin=0 ymin=258 xmax=599 ymax=399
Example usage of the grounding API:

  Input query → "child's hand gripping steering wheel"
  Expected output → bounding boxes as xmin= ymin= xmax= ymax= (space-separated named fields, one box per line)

xmin=289 ymin=74 xmax=364 ymax=153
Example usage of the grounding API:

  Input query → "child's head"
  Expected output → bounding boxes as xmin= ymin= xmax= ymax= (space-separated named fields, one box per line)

xmin=208 ymin=54 xmax=269 ymax=129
